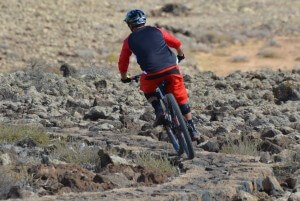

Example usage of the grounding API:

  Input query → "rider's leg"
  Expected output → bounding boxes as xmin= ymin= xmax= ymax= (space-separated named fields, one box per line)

xmin=179 ymin=103 xmax=200 ymax=141
xmin=180 ymin=103 xmax=196 ymax=124
xmin=140 ymin=73 xmax=165 ymax=126
xmin=166 ymin=73 xmax=200 ymax=140
xmin=145 ymin=93 xmax=163 ymax=115
xmin=184 ymin=112 xmax=192 ymax=120
xmin=144 ymin=93 xmax=164 ymax=126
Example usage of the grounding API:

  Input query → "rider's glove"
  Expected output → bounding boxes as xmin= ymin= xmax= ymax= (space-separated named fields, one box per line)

xmin=121 ymin=77 xmax=131 ymax=83
xmin=177 ymin=54 xmax=185 ymax=63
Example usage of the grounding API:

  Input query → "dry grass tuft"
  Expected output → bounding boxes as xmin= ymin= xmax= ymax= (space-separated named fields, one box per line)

xmin=106 ymin=53 xmax=119 ymax=64
xmin=0 ymin=124 xmax=50 ymax=146
xmin=220 ymin=137 xmax=259 ymax=156
xmin=135 ymin=152 xmax=177 ymax=175
xmin=50 ymin=142 xmax=100 ymax=166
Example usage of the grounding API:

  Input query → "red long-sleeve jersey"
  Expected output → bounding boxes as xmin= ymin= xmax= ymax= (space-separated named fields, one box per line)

xmin=118 ymin=26 xmax=181 ymax=74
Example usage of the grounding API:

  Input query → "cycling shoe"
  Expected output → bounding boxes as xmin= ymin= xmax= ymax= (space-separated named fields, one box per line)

xmin=153 ymin=113 xmax=165 ymax=127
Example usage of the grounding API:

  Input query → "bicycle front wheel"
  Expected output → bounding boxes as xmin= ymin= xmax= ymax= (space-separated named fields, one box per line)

xmin=165 ymin=94 xmax=194 ymax=159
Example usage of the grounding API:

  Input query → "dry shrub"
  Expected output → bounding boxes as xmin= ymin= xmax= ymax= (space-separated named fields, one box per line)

xmin=220 ymin=137 xmax=259 ymax=156
xmin=0 ymin=124 xmax=50 ymax=146
xmin=26 ymin=58 xmax=61 ymax=74
xmin=213 ymin=49 xmax=229 ymax=57
xmin=257 ymin=49 xmax=280 ymax=58
xmin=265 ymin=39 xmax=281 ymax=47
xmin=50 ymin=142 xmax=100 ymax=166
xmin=135 ymin=152 xmax=177 ymax=175
xmin=200 ymin=32 xmax=233 ymax=45
xmin=230 ymin=55 xmax=249 ymax=63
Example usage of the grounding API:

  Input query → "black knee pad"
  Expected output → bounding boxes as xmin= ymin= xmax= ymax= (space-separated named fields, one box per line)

xmin=179 ymin=104 xmax=191 ymax=115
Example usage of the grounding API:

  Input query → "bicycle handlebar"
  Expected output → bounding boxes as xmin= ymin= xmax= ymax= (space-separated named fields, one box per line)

xmin=130 ymin=74 xmax=142 ymax=82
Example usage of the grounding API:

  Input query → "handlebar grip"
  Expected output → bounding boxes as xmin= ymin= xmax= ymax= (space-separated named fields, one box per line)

xmin=130 ymin=74 xmax=141 ymax=82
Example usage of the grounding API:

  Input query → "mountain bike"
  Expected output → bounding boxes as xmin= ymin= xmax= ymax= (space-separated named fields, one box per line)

xmin=131 ymin=75 xmax=195 ymax=159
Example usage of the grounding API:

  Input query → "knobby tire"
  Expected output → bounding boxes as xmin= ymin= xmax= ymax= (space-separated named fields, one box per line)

xmin=165 ymin=94 xmax=194 ymax=159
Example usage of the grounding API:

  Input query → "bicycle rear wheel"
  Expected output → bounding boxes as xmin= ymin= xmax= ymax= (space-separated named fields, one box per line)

xmin=164 ymin=94 xmax=194 ymax=159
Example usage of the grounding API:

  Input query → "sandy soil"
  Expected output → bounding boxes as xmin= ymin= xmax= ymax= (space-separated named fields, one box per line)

xmin=195 ymin=36 xmax=300 ymax=75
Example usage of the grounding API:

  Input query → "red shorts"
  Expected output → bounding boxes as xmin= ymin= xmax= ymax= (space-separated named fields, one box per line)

xmin=140 ymin=65 xmax=188 ymax=105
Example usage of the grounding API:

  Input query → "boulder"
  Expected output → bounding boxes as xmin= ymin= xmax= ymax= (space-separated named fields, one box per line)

xmin=159 ymin=3 xmax=190 ymax=16
xmin=28 ymin=164 xmax=113 ymax=193
xmin=6 ymin=186 xmax=22 ymax=199
xmin=273 ymin=81 xmax=300 ymax=102
xmin=84 ymin=106 xmax=113 ymax=121
xmin=199 ymin=141 xmax=220 ymax=153
xmin=279 ymin=127 xmax=295 ymax=135
xmin=286 ymin=176 xmax=300 ymax=190
xmin=261 ymin=128 xmax=281 ymax=139
xmin=140 ymin=111 xmax=154 ymax=122
xmin=262 ymin=176 xmax=284 ymax=196
xmin=287 ymin=171 xmax=300 ymax=192
xmin=288 ymin=192 xmax=300 ymax=201
xmin=59 ymin=63 xmax=77 ymax=78
xmin=272 ymin=149 xmax=296 ymax=163
xmin=259 ymin=152 xmax=271 ymax=163
xmin=94 ymin=80 xmax=107 ymax=90
xmin=201 ymin=190 xmax=212 ymax=201
xmin=232 ymin=191 xmax=258 ymax=201
xmin=99 ymin=123 xmax=114 ymax=131
xmin=0 ymin=153 xmax=11 ymax=166
xmin=16 ymin=137 xmax=37 ymax=148
xmin=259 ymin=140 xmax=282 ymax=154
xmin=294 ymin=152 xmax=300 ymax=163
xmin=96 ymin=150 xmax=130 ymax=170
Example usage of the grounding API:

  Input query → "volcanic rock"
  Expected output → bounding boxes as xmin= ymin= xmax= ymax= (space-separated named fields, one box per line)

xmin=199 ymin=141 xmax=220 ymax=153
xmin=262 ymin=176 xmax=284 ymax=196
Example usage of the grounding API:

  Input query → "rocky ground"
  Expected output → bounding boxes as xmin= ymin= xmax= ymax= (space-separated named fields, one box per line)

xmin=0 ymin=0 xmax=300 ymax=200
xmin=0 ymin=67 xmax=299 ymax=200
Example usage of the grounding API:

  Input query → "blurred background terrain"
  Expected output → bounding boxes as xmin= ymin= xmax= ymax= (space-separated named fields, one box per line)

xmin=0 ymin=0 xmax=299 ymax=75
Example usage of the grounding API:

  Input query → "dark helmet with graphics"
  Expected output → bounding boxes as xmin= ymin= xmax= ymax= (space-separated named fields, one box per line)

xmin=124 ymin=9 xmax=146 ymax=27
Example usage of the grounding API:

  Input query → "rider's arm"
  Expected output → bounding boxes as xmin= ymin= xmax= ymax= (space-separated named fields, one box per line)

xmin=176 ymin=47 xmax=184 ymax=57
xmin=118 ymin=37 xmax=132 ymax=78
xmin=157 ymin=28 xmax=183 ymax=55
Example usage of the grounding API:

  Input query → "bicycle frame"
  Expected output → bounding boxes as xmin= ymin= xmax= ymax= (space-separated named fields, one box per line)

xmin=155 ymin=81 xmax=167 ymax=100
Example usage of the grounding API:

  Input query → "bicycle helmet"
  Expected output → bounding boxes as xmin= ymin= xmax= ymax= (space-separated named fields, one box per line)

xmin=124 ymin=9 xmax=146 ymax=27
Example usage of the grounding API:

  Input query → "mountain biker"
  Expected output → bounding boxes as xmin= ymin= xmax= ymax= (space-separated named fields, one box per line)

xmin=118 ymin=9 xmax=200 ymax=141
